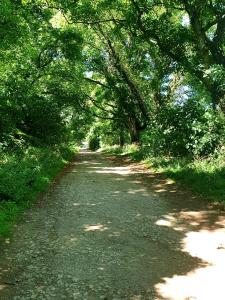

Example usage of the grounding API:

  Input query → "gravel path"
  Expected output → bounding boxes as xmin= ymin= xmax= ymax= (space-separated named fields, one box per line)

xmin=0 ymin=151 xmax=225 ymax=300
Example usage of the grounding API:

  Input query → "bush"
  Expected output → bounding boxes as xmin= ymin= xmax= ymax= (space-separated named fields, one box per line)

xmin=0 ymin=144 xmax=77 ymax=236
xmin=141 ymin=100 xmax=225 ymax=158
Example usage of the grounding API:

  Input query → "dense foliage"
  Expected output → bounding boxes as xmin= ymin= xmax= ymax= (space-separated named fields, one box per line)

xmin=1 ymin=0 xmax=224 ymax=152
xmin=0 ymin=0 xmax=225 ymax=234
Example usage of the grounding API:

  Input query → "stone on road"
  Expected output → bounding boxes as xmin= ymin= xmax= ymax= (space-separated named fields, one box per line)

xmin=0 ymin=151 xmax=225 ymax=299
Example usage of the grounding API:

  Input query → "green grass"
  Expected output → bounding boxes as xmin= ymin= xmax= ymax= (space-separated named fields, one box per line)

xmin=146 ymin=155 xmax=225 ymax=203
xmin=0 ymin=144 xmax=78 ymax=237
xmin=101 ymin=145 xmax=225 ymax=204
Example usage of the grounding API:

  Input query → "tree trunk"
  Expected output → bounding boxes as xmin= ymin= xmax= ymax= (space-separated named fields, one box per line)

xmin=128 ymin=117 xmax=140 ymax=144
xmin=98 ymin=26 xmax=149 ymax=125
xmin=119 ymin=129 xmax=125 ymax=147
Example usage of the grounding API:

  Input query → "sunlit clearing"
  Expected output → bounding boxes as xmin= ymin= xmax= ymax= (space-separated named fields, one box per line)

xmin=155 ymin=211 xmax=225 ymax=299
xmin=84 ymin=224 xmax=109 ymax=232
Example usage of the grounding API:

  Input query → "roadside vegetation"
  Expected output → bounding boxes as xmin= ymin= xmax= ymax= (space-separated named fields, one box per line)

xmin=1 ymin=0 xmax=225 ymax=236
xmin=0 ymin=145 xmax=77 ymax=237
xmin=101 ymin=144 xmax=225 ymax=204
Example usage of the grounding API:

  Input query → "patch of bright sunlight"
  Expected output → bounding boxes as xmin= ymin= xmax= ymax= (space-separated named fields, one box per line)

xmin=166 ymin=179 xmax=175 ymax=185
xmin=155 ymin=211 xmax=219 ymax=231
xmin=73 ymin=202 xmax=98 ymax=207
xmin=155 ymin=189 xmax=168 ymax=193
xmin=108 ymin=232 xmax=121 ymax=237
xmin=127 ymin=188 xmax=147 ymax=195
xmin=0 ymin=284 xmax=7 ymax=291
xmin=78 ymin=160 xmax=102 ymax=165
xmin=84 ymin=224 xmax=109 ymax=232
xmin=156 ymin=214 xmax=186 ymax=231
xmin=90 ymin=166 xmax=132 ymax=175
xmin=50 ymin=11 xmax=67 ymax=28
xmin=155 ymin=211 xmax=225 ymax=300
xmin=182 ymin=14 xmax=190 ymax=27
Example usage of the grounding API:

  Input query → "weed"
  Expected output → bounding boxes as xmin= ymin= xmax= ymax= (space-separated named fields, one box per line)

xmin=101 ymin=145 xmax=225 ymax=204
xmin=0 ymin=145 xmax=77 ymax=237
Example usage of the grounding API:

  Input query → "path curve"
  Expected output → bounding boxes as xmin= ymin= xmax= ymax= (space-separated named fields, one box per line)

xmin=0 ymin=151 xmax=225 ymax=300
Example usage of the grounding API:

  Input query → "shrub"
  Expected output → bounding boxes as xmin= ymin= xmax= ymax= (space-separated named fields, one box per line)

xmin=141 ymin=100 xmax=225 ymax=158
xmin=0 ymin=144 xmax=77 ymax=236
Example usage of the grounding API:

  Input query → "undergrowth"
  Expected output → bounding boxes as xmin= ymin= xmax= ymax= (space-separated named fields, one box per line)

xmin=0 ymin=144 xmax=78 ymax=237
xmin=101 ymin=145 xmax=225 ymax=204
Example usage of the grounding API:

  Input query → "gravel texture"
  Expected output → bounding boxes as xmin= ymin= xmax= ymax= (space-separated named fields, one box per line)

xmin=0 ymin=150 xmax=225 ymax=300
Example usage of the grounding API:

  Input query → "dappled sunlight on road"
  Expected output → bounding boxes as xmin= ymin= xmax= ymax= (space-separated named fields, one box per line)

xmin=0 ymin=284 xmax=7 ymax=291
xmin=84 ymin=224 xmax=109 ymax=232
xmin=155 ymin=210 xmax=225 ymax=300
xmin=127 ymin=188 xmax=148 ymax=195
xmin=88 ymin=166 xmax=132 ymax=175
xmin=1 ymin=151 xmax=225 ymax=299
xmin=156 ymin=265 xmax=225 ymax=300
xmin=33 ymin=154 xmax=225 ymax=299
xmin=73 ymin=202 xmax=103 ymax=207
xmin=156 ymin=210 xmax=225 ymax=231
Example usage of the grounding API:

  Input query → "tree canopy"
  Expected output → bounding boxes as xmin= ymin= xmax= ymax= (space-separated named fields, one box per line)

xmin=0 ymin=0 xmax=225 ymax=156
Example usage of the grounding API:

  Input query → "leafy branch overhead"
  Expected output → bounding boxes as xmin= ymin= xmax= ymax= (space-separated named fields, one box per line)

xmin=0 ymin=0 xmax=224 ymax=150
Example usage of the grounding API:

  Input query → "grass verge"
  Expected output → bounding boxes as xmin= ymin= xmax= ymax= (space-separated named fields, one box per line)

xmin=0 ymin=144 xmax=78 ymax=237
xmin=101 ymin=145 xmax=225 ymax=204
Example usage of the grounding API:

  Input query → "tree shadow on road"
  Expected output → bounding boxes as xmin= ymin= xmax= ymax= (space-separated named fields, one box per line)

xmin=80 ymin=154 xmax=225 ymax=299
xmin=0 ymin=152 xmax=225 ymax=299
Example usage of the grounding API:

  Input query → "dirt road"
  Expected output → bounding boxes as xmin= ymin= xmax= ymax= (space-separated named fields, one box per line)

xmin=0 ymin=151 xmax=225 ymax=299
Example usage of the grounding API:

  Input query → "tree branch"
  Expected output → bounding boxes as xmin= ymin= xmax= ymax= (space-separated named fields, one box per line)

xmin=84 ymin=93 xmax=116 ymax=116
xmin=77 ymin=98 xmax=116 ymax=120
xmin=84 ymin=77 xmax=109 ymax=89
